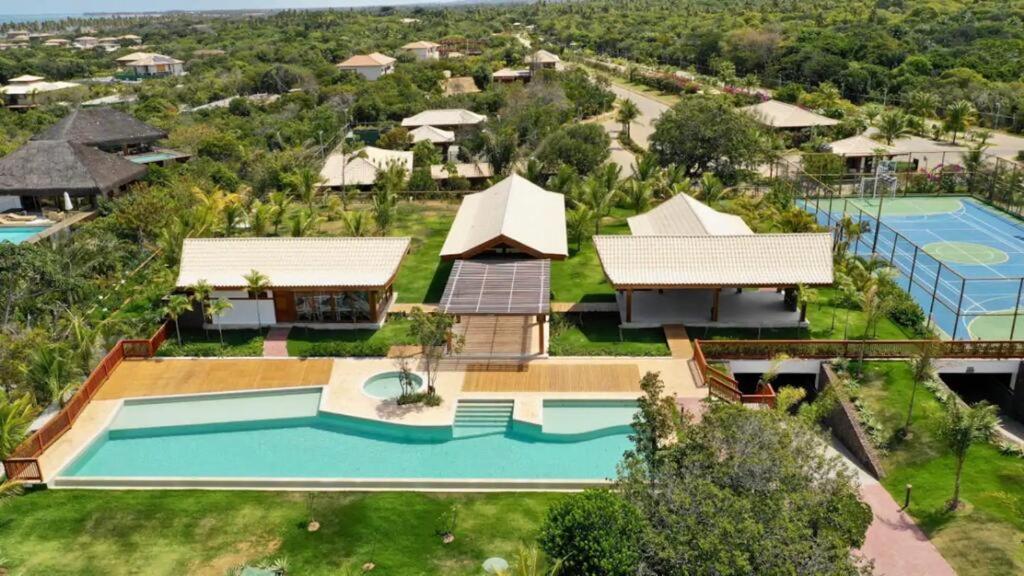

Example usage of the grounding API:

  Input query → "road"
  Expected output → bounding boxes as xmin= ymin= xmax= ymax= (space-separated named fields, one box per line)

xmin=599 ymin=83 xmax=671 ymax=177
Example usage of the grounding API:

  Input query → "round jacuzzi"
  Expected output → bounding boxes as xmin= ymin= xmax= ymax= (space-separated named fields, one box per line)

xmin=362 ymin=371 xmax=425 ymax=400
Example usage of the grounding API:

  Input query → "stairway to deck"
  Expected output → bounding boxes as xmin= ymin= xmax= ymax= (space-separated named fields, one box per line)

xmin=664 ymin=324 xmax=694 ymax=359
xmin=453 ymin=399 xmax=514 ymax=437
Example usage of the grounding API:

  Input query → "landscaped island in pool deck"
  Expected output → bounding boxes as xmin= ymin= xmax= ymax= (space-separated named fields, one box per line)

xmin=57 ymin=388 xmax=637 ymax=488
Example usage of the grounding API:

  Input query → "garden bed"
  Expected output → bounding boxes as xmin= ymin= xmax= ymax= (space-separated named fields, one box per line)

xmin=286 ymin=318 xmax=416 ymax=357
xmin=156 ymin=328 xmax=266 ymax=357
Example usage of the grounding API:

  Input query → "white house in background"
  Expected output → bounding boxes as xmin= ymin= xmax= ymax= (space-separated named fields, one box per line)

xmin=336 ymin=53 xmax=396 ymax=81
xmin=121 ymin=53 xmax=185 ymax=77
xmin=176 ymin=237 xmax=411 ymax=328
xmin=401 ymin=109 xmax=487 ymax=138
xmin=527 ymin=49 xmax=562 ymax=71
xmin=319 ymin=146 xmax=413 ymax=189
xmin=410 ymin=125 xmax=456 ymax=146
xmin=739 ymin=99 xmax=839 ymax=130
xmin=402 ymin=40 xmax=440 ymax=60
xmin=627 ymin=193 xmax=753 ymax=236
xmin=0 ymin=75 xmax=81 ymax=108
xmin=74 ymin=36 xmax=98 ymax=49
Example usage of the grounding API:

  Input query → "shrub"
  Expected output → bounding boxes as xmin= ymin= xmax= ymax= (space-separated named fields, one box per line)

xmin=293 ymin=340 xmax=392 ymax=357
xmin=539 ymin=489 xmax=643 ymax=576
xmin=878 ymin=275 xmax=927 ymax=334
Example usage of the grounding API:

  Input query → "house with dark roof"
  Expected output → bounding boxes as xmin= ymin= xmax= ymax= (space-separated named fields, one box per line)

xmin=33 ymin=108 xmax=166 ymax=154
xmin=0 ymin=140 xmax=146 ymax=210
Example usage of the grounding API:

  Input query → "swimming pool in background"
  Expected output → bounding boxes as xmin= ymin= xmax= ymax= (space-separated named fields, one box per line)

xmin=0 ymin=226 xmax=47 ymax=244
xmin=60 ymin=389 xmax=637 ymax=481
xmin=362 ymin=371 xmax=424 ymax=399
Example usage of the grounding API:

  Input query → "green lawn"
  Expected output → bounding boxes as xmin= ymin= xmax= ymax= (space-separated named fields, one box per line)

xmin=550 ymin=208 xmax=631 ymax=303
xmin=157 ymin=327 xmax=267 ymax=357
xmin=549 ymin=313 xmax=669 ymax=356
xmin=856 ymin=361 xmax=1024 ymax=576
xmin=697 ymin=287 xmax=911 ymax=340
xmin=0 ymin=490 xmax=562 ymax=576
xmin=286 ymin=318 xmax=416 ymax=357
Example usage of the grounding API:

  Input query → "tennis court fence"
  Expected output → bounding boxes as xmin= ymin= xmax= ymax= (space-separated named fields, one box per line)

xmin=777 ymin=158 xmax=1024 ymax=340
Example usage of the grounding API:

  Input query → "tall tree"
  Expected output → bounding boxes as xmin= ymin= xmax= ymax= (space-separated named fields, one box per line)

xmin=243 ymin=270 xmax=271 ymax=330
xmin=943 ymin=100 xmax=975 ymax=144
xmin=876 ymin=110 xmax=910 ymax=144
xmin=163 ymin=294 xmax=194 ymax=347
xmin=902 ymin=343 xmax=935 ymax=435
xmin=616 ymin=98 xmax=640 ymax=138
xmin=938 ymin=397 xmax=998 ymax=510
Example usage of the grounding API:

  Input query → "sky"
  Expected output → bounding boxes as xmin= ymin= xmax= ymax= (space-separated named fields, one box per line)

xmin=5 ymin=0 xmax=459 ymax=15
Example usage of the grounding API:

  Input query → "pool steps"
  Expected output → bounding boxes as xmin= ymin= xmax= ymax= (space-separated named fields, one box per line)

xmin=453 ymin=399 xmax=514 ymax=437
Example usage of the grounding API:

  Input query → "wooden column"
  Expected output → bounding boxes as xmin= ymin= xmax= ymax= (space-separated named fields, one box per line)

xmin=711 ymin=288 xmax=721 ymax=322
xmin=626 ymin=289 xmax=633 ymax=323
xmin=537 ymin=314 xmax=546 ymax=354
xmin=369 ymin=290 xmax=379 ymax=323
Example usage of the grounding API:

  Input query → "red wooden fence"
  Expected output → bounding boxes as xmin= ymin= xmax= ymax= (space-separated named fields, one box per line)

xmin=696 ymin=339 xmax=1024 ymax=360
xmin=693 ymin=339 xmax=777 ymax=407
xmin=2 ymin=323 xmax=168 ymax=482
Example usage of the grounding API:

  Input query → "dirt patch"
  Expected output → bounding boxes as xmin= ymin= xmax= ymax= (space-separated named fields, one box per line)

xmin=188 ymin=538 xmax=281 ymax=576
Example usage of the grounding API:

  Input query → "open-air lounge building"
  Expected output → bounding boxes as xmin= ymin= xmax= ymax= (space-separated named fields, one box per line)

xmin=0 ymin=140 xmax=146 ymax=211
xmin=597 ymin=194 xmax=833 ymax=328
xmin=740 ymin=99 xmax=839 ymax=131
xmin=439 ymin=174 xmax=567 ymax=358
xmin=176 ymin=237 xmax=411 ymax=328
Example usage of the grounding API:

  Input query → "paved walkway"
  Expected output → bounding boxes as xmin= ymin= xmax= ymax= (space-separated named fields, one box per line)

xmin=829 ymin=439 xmax=956 ymax=576
xmin=663 ymin=324 xmax=694 ymax=359
xmin=263 ymin=326 xmax=291 ymax=357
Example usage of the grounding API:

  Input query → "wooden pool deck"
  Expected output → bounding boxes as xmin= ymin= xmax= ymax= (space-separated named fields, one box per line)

xmin=462 ymin=363 xmax=642 ymax=392
xmin=94 ymin=358 xmax=334 ymax=400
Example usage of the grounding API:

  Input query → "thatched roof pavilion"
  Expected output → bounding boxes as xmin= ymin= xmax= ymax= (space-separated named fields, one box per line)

xmin=33 ymin=107 xmax=166 ymax=152
xmin=0 ymin=140 xmax=146 ymax=199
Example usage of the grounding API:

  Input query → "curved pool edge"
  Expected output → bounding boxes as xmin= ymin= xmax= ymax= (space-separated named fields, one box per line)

xmin=50 ymin=475 xmax=612 ymax=492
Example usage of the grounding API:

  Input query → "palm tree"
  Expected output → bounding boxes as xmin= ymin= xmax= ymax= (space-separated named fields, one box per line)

xmin=288 ymin=207 xmax=322 ymax=237
xmin=595 ymin=163 xmax=621 ymax=194
xmin=939 ymin=397 xmax=998 ymax=510
xmin=268 ymin=191 xmax=293 ymax=235
xmin=906 ymin=90 xmax=939 ymax=119
xmin=24 ymin=345 xmax=79 ymax=407
xmin=546 ymin=165 xmax=579 ymax=196
xmin=497 ymin=545 xmax=563 ymax=576
xmin=190 ymin=280 xmax=213 ymax=337
xmin=521 ymin=158 xmax=545 ymax=185
xmin=0 ymin=390 xmax=37 ymax=504
xmin=243 ymin=270 xmax=271 ymax=329
xmin=698 ymin=173 xmax=725 ymax=204
xmin=620 ymin=178 xmax=653 ymax=214
xmin=207 ymin=297 xmax=233 ymax=345
xmin=249 ymin=200 xmax=273 ymax=236
xmin=901 ymin=343 xmax=935 ymax=436
xmin=631 ymin=153 xmax=659 ymax=183
xmin=616 ymin=98 xmax=640 ymax=138
xmin=288 ymin=166 xmax=324 ymax=209
xmin=341 ymin=210 xmax=371 ymax=237
xmin=565 ymin=205 xmax=595 ymax=253
xmin=943 ymin=100 xmax=975 ymax=144
xmin=861 ymin=103 xmax=884 ymax=125
xmin=876 ymin=110 xmax=911 ymax=145
xmin=371 ymin=161 xmax=406 ymax=235
xmin=576 ymin=176 xmax=618 ymax=234
xmin=163 ymin=294 xmax=194 ymax=346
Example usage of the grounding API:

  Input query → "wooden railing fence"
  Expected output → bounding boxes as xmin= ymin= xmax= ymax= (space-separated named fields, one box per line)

xmin=697 ymin=339 xmax=1024 ymax=360
xmin=2 ymin=323 xmax=168 ymax=482
xmin=693 ymin=339 xmax=776 ymax=407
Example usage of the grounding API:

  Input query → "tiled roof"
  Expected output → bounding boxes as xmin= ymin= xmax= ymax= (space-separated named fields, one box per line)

xmin=594 ymin=233 xmax=834 ymax=287
xmin=410 ymin=125 xmax=455 ymax=144
xmin=740 ymin=99 xmax=840 ymax=129
xmin=402 ymin=41 xmax=439 ymax=49
xmin=528 ymin=49 xmax=561 ymax=63
xmin=430 ymin=162 xmax=494 ymax=180
xmin=126 ymin=53 xmax=182 ymax=66
xmin=176 ymin=237 xmax=411 ymax=289
xmin=628 ymin=194 xmax=752 ymax=236
xmin=826 ymin=135 xmax=896 ymax=157
xmin=401 ymin=108 xmax=487 ymax=127
xmin=337 ymin=52 xmax=396 ymax=68
xmin=319 ymin=146 xmax=413 ymax=187
xmin=443 ymin=76 xmax=480 ymax=96
xmin=441 ymin=174 xmax=567 ymax=259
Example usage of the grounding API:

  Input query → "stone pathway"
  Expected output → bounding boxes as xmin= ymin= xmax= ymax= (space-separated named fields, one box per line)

xmin=262 ymin=326 xmax=291 ymax=357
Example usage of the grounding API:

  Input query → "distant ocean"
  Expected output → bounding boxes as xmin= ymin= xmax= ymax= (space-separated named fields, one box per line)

xmin=0 ymin=14 xmax=85 ymax=24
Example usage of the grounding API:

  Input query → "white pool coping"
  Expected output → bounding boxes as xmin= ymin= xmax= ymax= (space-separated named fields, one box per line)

xmin=50 ymin=476 xmax=612 ymax=492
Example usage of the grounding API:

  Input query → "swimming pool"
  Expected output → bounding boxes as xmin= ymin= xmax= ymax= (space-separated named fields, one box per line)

xmin=59 ymin=389 xmax=635 ymax=484
xmin=0 ymin=225 xmax=46 ymax=244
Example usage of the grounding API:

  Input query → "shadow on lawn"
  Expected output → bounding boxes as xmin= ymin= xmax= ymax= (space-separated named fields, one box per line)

xmin=422 ymin=261 xmax=453 ymax=304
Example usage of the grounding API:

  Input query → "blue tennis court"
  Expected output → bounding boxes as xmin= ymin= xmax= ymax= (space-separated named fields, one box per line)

xmin=805 ymin=195 xmax=1024 ymax=340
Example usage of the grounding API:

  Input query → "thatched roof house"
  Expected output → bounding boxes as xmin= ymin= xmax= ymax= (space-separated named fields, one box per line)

xmin=0 ymin=140 xmax=145 ymax=200
xmin=33 ymin=108 xmax=166 ymax=152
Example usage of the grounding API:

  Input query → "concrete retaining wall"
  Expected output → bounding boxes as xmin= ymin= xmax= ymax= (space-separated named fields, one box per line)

xmin=820 ymin=364 xmax=886 ymax=479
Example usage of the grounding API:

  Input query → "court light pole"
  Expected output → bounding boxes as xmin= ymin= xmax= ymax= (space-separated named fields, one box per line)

xmin=870 ymin=192 xmax=886 ymax=254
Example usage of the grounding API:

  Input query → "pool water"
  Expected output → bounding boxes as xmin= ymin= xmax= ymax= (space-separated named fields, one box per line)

xmin=543 ymin=400 xmax=638 ymax=435
xmin=0 ymin=225 xmax=46 ymax=244
xmin=62 ymin=391 xmax=634 ymax=480
xmin=363 ymin=371 xmax=424 ymax=399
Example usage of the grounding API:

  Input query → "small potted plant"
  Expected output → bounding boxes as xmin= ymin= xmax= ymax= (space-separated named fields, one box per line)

xmin=437 ymin=504 xmax=459 ymax=544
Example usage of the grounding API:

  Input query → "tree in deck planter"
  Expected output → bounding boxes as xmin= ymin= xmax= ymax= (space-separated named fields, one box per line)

xmin=190 ymin=280 xmax=213 ymax=337
xmin=243 ymin=270 xmax=270 ymax=330
xmin=163 ymin=294 xmax=194 ymax=347
xmin=939 ymin=396 xmax=999 ymax=511
xmin=408 ymin=307 xmax=463 ymax=397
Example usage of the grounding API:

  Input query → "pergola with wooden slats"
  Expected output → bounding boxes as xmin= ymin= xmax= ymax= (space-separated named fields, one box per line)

xmin=439 ymin=259 xmax=551 ymax=353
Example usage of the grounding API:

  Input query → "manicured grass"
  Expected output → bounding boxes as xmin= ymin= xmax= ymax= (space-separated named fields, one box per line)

xmin=0 ymin=490 xmax=562 ymax=576
xmin=286 ymin=318 xmax=416 ymax=357
xmin=549 ymin=313 xmax=669 ymax=356
xmin=696 ymin=287 xmax=911 ymax=340
xmin=856 ymin=361 xmax=1024 ymax=576
xmin=550 ymin=208 xmax=632 ymax=303
xmin=157 ymin=327 xmax=266 ymax=357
